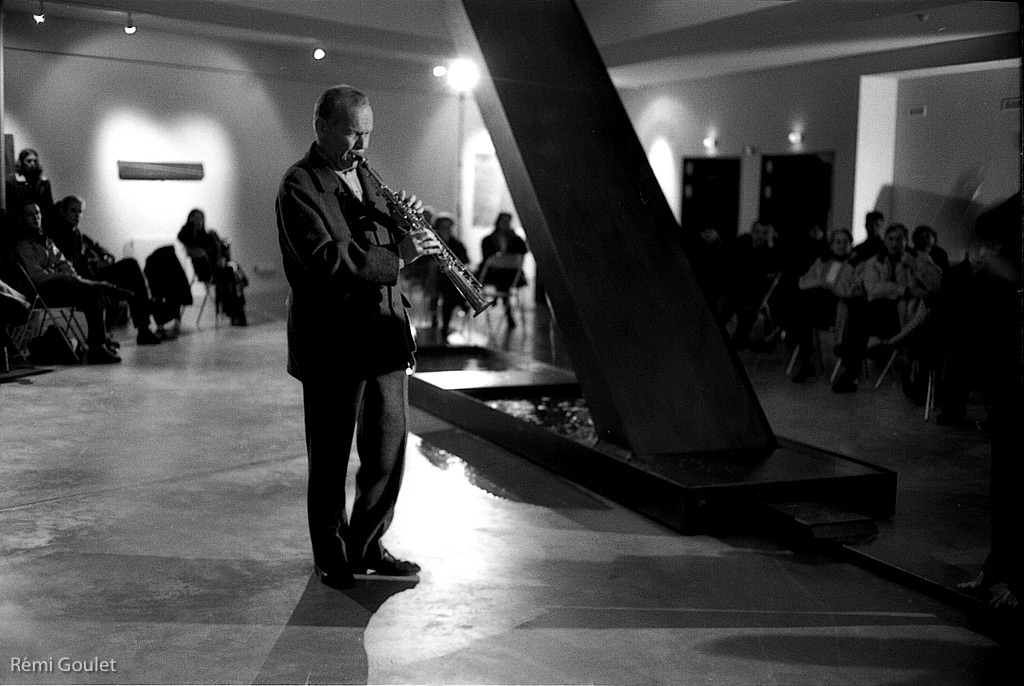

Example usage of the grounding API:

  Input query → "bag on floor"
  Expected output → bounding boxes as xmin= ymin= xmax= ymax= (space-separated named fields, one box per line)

xmin=28 ymin=325 xmax=80 ymax=365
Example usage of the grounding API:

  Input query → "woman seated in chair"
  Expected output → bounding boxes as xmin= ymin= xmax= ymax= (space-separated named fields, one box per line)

xmin=177 ymin=209 xmax=249 ymax=326
xmin=789 ymin=228 xmax=859 ymax=383
xmin=479 ymin=212 xmax=528 ymax=328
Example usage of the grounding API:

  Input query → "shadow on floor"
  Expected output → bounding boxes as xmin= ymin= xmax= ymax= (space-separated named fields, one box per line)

xmin=254 ymin=574 xmax=419 ymax=685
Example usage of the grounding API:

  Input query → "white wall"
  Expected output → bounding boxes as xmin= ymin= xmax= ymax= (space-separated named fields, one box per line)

xmin=853 ymin=75 xmax=898 ymax=244
xmin=620 ymin=34 xmax=1019 ymax=243
xmin=3 ymin=13 xmax=462 ymax=294
xmin=5 ymin=16 xmax=1018 ymax=291
xmin=892 ymin=61 xmax=1021 ymax=259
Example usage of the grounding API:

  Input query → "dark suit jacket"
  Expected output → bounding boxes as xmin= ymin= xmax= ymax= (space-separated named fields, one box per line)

xmin=276 ymin=143 xmax=414 ymax=382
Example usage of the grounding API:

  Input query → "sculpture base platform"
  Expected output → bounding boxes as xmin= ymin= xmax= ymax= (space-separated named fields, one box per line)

xmin=411 ymin=346 xmax=896 ymax=536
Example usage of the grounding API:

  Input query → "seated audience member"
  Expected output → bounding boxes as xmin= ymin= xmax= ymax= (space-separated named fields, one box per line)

xmin=6 ymin=203 xmax=121 ymax=363
xmin=479 ymin=211 xmax=528 ymax=328
xmin=849 ymin=210 xmax=885 ymax=265
xmin=144 ymin=245 xmax=193 ymax=337
xmin=935 ymin=194 xmax=1021 ymax=427
xmin=951 ymin=191 xmax=1022 ymax=610
xmin=4 ymin=148 xmax=56 ymax=228
xmin=789 ymin=229 xmax=859 ymax=382
xmin=691 ymin=226 xmax=734 ymax=328
xmin=831 ymin=223 xmax=942 ymax=393
xmin=912 ymin=224 xmax=950 ymax=272
xmin=730 ymin=219 xmax=782 ymax=349
xmin=934 ymin=238 xmax=1002 ymax=426
xmin=787 ymin=222 xmax=832 ymax=274
xmin=177 ymin=209 xmax=248 ymax=326
xmin=775 ymin=221 xmax=832 ymax=353
xmin=48 ymin=196 xmax=161 ymax=345
xmin=431 ymin=212 xmax=470 ymax=341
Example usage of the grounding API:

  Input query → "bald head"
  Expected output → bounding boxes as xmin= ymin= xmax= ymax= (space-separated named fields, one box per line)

xmin=314 ymin=85 xmax=373 ymax=170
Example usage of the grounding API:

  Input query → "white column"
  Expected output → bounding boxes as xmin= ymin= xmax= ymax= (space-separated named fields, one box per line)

xmin=853 ymin=74 xmax=898 ymax=242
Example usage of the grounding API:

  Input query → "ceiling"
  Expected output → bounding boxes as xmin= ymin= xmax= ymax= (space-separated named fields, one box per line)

xmin=8 ymin=0 xmax=1021 ymax=86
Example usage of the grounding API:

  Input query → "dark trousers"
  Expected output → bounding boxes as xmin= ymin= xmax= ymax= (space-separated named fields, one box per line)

xmin=838 ymin=298 xmax=900 ymax=375
xmin=302 ymin=368 xmax=409 ymax=573
xmin=937 ymin=333 xmax=985 ymax=421
xmin=36 ymin=276 xmax=107 ymax=345
xmin=93 ymin=259 xmax=151 ymax=330
xmin=791 ymin=289 xmax=838 ymax=364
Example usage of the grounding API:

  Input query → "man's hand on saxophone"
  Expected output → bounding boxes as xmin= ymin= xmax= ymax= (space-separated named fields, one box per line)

xmin=408 ymin=226 xmax=443 ymax=259
xmin=395 ymin=190 xmax=442 ymax=261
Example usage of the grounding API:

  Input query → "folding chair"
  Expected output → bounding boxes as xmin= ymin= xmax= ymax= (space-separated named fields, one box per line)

xmin=869 ymin=308 xmax=934 ymax=393
xmin=10 ymin=264 xmax=87 ymax=363
xmin=185 ymin=248 xmax=221 ymax=328
xmin=746 ymin=271 xmax=785 ymax=354
xmin=786 ymin=326 xmax=828 ymax=376
xmin=2 ymin=283 xmax=32 ymax=369
xmin=478 ymin=252 xmax=525 ymax=331
xmin=923 ymin=368 xmax=937 ymax=421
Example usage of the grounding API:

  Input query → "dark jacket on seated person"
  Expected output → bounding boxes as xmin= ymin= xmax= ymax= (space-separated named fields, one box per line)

xmin=6 ymin=217 xmax=117 ymax=356
xmin=178 ymin=214 xmax=248 ymax=325
xmin=48 ymin=214 xmax=116 ymax=280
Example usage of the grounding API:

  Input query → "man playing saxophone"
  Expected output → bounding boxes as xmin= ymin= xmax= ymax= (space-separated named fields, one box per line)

xmin=276 ymin=84 xmax=441 ymax=590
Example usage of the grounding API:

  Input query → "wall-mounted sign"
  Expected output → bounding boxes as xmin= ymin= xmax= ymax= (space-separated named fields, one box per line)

xmin=117 ymin=161 xmax=204 ymax=180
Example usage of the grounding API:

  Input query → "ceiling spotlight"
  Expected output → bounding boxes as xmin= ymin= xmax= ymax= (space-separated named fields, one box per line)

xmin=124 ymin=12 xmax=136 ymax=35
xmin=788 ymin=130 xmax=803 ymax=145
xmin=33 ymin=1 xmax=45 ymax=24
xmin=433 ymin=65 xmax=447 ymax=78
xmin=313 ymin=48 xmax=326 ymax=60
xmin=445 ymin=58 xmax=479 ymax=93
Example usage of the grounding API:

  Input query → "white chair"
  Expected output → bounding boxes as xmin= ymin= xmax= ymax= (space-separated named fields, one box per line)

xmin=184 ymin=248 xmax=221 ymax=328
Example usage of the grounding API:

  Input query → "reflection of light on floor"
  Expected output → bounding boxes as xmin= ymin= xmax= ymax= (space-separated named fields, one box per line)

xmin=396 ymin=436 xmax=518 ymax=586
xmin=415 ymin=438 xmax=511 ymax=501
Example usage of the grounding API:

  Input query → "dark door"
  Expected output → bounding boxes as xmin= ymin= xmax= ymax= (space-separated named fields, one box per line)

xmin=759 ymin=153 xmax=834 ymax=242
xmin=681 ymin=157 xmax=741 ymax=240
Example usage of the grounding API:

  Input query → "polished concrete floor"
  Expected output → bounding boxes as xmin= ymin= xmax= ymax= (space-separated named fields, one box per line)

xmin=433 ymin=297 xmax=999 ymax=597
xmin=0 ymin=294 xmax=1013 ymax=685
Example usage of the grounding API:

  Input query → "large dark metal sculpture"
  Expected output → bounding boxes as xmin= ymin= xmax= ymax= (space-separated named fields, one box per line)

xmin=449 ymin=0 xmax=775 ymax=456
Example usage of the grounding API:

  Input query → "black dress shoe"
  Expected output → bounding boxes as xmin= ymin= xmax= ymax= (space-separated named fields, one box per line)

xmin=136 ymin=328 xmax=162 ymax=345
xmin=87 ymin=343 xmax=121 ymax=365
xmin=361 ymin=550 xmax=420 ymax=576
xmin=314 ymin=564 xmax=355 ymax=590
xmin=791 ymin=363 xmax=815 ymax=383
xmin=831 ymin=373 xmax=858 ymax=394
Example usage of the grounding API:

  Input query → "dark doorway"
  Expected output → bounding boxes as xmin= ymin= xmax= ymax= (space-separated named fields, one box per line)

xmin=681 ymin=157 xmax=741 ymax=240
xmin=759 ymin=153 xmax=834 ymax=242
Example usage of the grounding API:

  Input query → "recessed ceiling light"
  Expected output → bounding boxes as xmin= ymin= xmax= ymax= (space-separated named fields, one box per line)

xmin=313 ymin=48 xmax=326 ymax=60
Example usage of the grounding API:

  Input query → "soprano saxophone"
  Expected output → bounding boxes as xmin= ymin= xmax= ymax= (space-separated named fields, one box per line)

xmin=356 ymin=155 xmax=493 ymax=316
